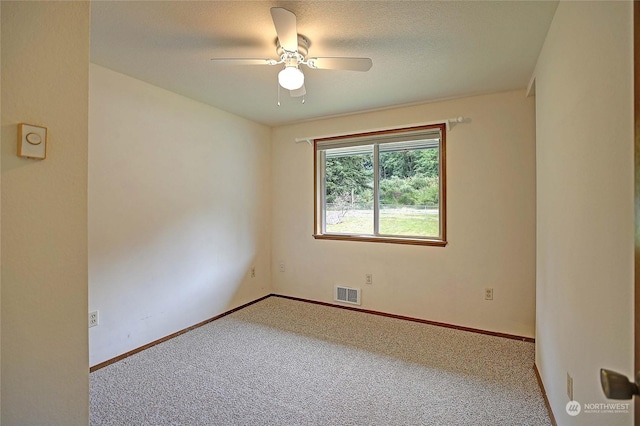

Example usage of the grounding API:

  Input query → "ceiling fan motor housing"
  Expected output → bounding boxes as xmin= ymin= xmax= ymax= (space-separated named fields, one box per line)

xmin=276 ymin=34 xmax=310 ymax=58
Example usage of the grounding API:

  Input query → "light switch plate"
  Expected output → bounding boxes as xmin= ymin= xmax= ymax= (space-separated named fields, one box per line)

xmin=18 ymin=123 xmax=47 ymax=159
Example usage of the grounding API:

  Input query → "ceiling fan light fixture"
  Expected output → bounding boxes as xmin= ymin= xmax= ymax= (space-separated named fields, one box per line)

xmin=278 ymin=66 xmax=304 ymax=90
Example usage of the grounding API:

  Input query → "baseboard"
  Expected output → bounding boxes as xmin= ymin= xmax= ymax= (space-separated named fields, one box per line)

xmin=91 ymin=292 xmax=534 ymax=372
xmin=273 ymin=294 xmax=535 ymax=343
xmin=89 ymin=294 xmax=271 ymax=372
xmin=534 ymin=363 xmax=558 ymax=426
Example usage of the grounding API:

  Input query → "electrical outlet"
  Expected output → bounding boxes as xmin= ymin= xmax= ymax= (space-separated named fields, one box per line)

xmin=567 ymin=373 xmax=574 ymax=400
xmin=279 ymin=262 xmax=285 ymax=272
xmin=89 ymin=310 xmax=99 ymax=328
xmin=484 ymin=288 xmax=494 ymax=300
xmin=250 ymin=267 xmax=256 ymax=278
xmin=365 ymin=273 xmax=373 ymax=285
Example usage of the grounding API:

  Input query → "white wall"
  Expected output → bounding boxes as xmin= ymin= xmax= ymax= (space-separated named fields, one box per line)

xmin=271 ymin=90 xmax=537 ymax=338
xmin=534 ymin=2 xmax=634 ymax=425
xmin=1 ymin=2 xmax=90 ymax=424
xmin=89 ymin=65 xmax=271 ymax=366
xmin=0 ymin=3 xmax=3 ymax=422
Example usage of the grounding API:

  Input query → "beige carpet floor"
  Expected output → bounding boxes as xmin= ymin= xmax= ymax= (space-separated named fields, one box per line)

xmin=90 ymin=296 xmax=551 ymax=425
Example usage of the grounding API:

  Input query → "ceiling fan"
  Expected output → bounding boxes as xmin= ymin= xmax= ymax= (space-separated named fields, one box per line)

xmin=210 ymin=7 xmax=373 ymax=100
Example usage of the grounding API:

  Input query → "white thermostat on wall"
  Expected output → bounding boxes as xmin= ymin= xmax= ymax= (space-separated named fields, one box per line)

xmin=18 ymin=123 xmax=47 ymax=160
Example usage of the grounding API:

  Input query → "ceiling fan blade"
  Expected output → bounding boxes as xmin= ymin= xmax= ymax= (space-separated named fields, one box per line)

xmin=210 ymin=58 xmax=276 ymax=65
xmin=270 ymin=7 xmax=298 ymax=52
xmin=307 ymin=57 xmax=373 ymax=72
xmin=290 ymin=85 xmax=306 ymax=97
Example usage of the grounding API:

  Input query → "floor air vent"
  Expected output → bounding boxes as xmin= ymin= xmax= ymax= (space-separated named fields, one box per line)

xmin=334 ymin=285 xmax=361 ymax=305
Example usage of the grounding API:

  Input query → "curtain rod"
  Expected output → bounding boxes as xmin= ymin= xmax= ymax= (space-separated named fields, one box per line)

xmin=294 ymin=117 xmax=466 ymax=145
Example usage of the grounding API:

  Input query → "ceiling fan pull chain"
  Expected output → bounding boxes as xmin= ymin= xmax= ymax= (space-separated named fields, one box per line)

xmin=277 ymin=82 xmax=281 ymax=107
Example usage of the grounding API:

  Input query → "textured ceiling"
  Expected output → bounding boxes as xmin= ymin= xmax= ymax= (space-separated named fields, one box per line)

xmin=90 ymin=1 xmax=558 ymax=126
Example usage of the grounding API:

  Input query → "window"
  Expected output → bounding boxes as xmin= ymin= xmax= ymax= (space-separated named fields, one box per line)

xmin=314 ymin=124 xmax=446 ymax=246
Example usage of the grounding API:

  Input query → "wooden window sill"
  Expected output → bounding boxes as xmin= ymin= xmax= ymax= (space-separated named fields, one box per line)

xmin=313 ymin=233 xmax=448 ymax=247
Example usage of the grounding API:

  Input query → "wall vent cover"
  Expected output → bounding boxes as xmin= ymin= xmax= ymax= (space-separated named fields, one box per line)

xmin=334 ymin=285 xmax=361 ymax=305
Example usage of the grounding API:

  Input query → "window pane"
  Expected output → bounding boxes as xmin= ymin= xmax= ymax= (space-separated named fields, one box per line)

xmin=314 ymin=123 xmax=446 ymax=246
xmin=324 ymin=147 xmax=374 ymax=235
xmin=378 ymin=146 xmax=440 ymax=238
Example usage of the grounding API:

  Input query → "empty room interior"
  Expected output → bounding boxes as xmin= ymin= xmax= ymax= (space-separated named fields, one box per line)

xmin=0 ymin=1 xmax=636 ymax=425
